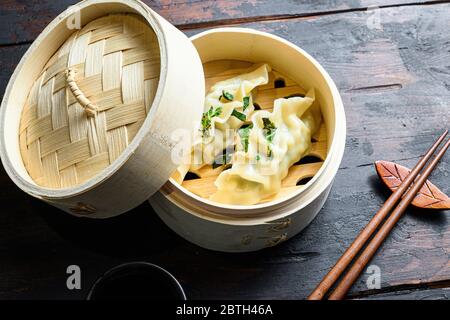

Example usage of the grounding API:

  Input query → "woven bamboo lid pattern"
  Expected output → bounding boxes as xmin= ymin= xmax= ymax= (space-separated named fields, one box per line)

xmin=19 ymin=13 xmax=160 ymax=188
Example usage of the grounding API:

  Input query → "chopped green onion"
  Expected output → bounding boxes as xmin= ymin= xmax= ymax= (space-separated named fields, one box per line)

xmin=262 ymin=117 xmax=276 ymax=157
xmin=262 ymin=118 xmax=276 ymax=143
xmin=221 ymin=90 xmax=234 ymax=101
xmin=243 ymin=96 xmax=250 ymax=111
xmin=238 ymin=124 xmax=253 ymax=152
xmin=231 ymin=109 xmax=246 ymax=122
xmin=200 ymin=106 xmax=222 ymax=137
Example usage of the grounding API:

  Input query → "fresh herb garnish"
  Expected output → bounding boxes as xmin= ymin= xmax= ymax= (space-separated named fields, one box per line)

xmin=262 ymin=117 xmax=276 ymax=157
xmin=243 ymin=96 xmax=250 ymax=111
xmin=262 ymin=118 xmax=276 ymax=143
xmin=238 ymin=124 xmax=253 ymax=152
xmin=212 ymin=146 xmax=234 ymax=169
xmin=231 ymin=109 xmax=246 ymax=122
xmin=256 ymin=154 xmax=261 ymax=161
xmin=220 ymin=90 xmax=234 ymax=101
xmin=200 ymin=106 xmax=222 ymax=137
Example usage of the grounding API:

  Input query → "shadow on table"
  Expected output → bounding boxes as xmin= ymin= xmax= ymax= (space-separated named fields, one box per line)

xmin=32 ymin=198 xmax=183 ymax=258
xmin=32 ymin=196 xmax=294 ymax=258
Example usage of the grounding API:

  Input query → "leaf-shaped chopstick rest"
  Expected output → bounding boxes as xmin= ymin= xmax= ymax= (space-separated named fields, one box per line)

xmin=375 ymin=160 xmax=450 ymax=210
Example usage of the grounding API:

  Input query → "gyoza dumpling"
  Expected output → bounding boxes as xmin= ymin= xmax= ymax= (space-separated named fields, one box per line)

xmin=204 ymin=63 xmax=271 ymax=131
xmin=210 ymin=89 xmax=320 ymax=205
xmin=173 ymin=64 xmax=272 ymax=183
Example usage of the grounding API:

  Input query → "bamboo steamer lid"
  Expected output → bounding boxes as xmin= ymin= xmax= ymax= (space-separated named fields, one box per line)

xmin=0 ymin=0 xmax=205 ymax=218
xmin=21 ymin=14 xmax=161 ymax=189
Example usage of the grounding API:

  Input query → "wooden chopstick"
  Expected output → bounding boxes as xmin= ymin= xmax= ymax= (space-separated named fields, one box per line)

xmin=328 ymin=137 xmax=450 ymax=300
xmin=308 ymin=130 xmax=449 ymax=300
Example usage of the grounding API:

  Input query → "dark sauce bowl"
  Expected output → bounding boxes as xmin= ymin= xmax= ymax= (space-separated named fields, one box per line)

xmin=87 ymin=262 xmax=186 ymax=300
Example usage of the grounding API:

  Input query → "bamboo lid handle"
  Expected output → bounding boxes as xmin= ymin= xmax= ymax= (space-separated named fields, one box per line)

xmin=65 ymin=68 xmax=97 ymax=117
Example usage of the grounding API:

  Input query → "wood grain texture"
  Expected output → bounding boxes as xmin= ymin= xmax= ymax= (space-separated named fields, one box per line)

xmin=0 ymin=2 xmax=449 ymax=299
xmin=0 ymin=0 xmax=447 ymax=45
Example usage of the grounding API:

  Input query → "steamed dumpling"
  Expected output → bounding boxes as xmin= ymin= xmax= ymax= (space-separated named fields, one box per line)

xmin=210 ymin=89 xmax=320 ymax=205
xmin=173 ymin=64 xmax=271 ymax=183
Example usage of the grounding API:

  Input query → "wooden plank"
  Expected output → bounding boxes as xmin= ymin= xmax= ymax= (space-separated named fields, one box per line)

xmin=0 ymin=3 xmax=449 ymax=300
xmin=0 ymin=1 xmax=445 ymax=45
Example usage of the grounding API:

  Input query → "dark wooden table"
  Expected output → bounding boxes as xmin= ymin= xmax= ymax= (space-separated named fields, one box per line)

xmin=0 ymin=0 xmax=449 ymax=300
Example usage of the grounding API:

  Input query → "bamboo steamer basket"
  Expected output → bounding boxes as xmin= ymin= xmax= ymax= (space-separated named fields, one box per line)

xmin=0 ymin=1 xmax=346 ymax=252
xmin=148 ymin=28 xmax=346 ymax=252
xmin=0 ymin=0 xmax=204 ymax=218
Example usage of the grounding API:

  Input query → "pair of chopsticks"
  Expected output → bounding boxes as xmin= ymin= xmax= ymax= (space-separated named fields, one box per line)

xmin=308 ymin=130 xmax=450 ymax=300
